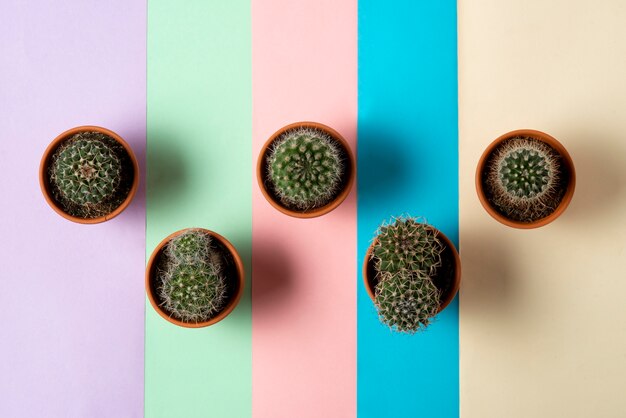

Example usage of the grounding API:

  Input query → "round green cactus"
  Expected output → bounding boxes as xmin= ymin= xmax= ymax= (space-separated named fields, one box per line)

xmin=485 ymin=137 xmax=563 ymax=222
xmin=158 ymin=261 xmax=227 ymax=323
xmin=372 ymin=216 xmax=444 ymax=276
xmin=374 ymin=270 xmax=441 ymax=333
xmin=49 ymin=131 xmax=132 ymax=218
xmin=157 ymin=230 xmax=227 ymax=323
xmin=267 ymin=127 xmax=344 ymax=211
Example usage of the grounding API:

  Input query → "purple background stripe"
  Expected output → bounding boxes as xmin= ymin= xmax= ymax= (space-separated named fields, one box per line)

xmin=0 ymin=2 xmax=146 ymax=417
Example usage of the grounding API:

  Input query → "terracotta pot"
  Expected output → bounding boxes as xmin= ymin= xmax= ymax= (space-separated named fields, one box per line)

xmin=475 ymin=129 xmax=576 ymax=229
xmin=257 ymin=121 xmax=355 ymax=218
xmin=363 ymin=228 xmax=461 ymax=313
xmin=39 ymin=125 xmax=140 ymax=224
xmin=146 ymin=228 xmax=245 ymax=328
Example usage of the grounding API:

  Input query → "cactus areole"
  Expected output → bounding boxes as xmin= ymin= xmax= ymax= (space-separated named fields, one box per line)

xmin=364 ymin=216 xmax=461 ymax=334
xmin=476 ymin=130 xmax=575 ymax=228
xmin=40 ymin=126 xmax=139 ymax=223
xmin=258 ymin=122 xmax=355 ymax=218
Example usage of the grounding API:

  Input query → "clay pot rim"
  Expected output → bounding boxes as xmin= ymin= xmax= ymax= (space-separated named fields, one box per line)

xmin=363 ymin=227 xmax=461 ymax=313
xmin=145 ymin=228 xmax=245 ymax=329
xmin=256 ymin=121 xmax=355 ymax=219
xmin=39 ymin=125 xmax=140 ymax=224
xmin=475 ymin=129 xmax=576 ymax=229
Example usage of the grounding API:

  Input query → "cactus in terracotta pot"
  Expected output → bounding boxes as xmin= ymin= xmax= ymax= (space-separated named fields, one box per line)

xmin=370 ymin=216 xmax=445 ymax=333
xmin=157 ymin=230 xmax=227 ymax=323
xmin=48 ymin=131 xmax=133 ymax=219
xmin=267 ymin=127 xmax=344 ymax=211
xmin=484 ymin=137 xmax=564 ymax=223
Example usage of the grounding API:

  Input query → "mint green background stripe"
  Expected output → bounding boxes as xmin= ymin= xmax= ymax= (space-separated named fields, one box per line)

xmin=145 ymin=1 xmax=252 ymax=417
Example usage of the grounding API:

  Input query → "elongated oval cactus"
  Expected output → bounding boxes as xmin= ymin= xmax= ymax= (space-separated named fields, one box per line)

xmin=48 ymin=131 xmax=133 ymax=219
xmin=267 ymin=127 xmax=344 ymax=211
xmin=375 ymin=270 xmax=441 ymax=333
xmin=485 ymin=137 xmax=564 ymax=223
xmin=372 ymin=216 xmax=444 ymax=276
xmin=157 ymin=230 xmax=228 ymax=323
xmin=370 ymin=216 xmax=446 ymax=333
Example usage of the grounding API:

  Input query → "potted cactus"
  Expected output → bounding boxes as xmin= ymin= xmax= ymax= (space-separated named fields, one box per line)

xmin=39 ymin=126 xmax=139 ymax=224
xmin=476 ymin=129 xmax=575 ymax=228
xmin=257 ymin=121 xmax=355 ymax=218
xmin=363 ymin=216 xmax=461 ymax=333
xmin=146 ymin=228 xmax=245 ymax=328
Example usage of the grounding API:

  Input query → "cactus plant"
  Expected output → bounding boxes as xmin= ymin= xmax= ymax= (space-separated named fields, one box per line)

xmin=484 ymin=137 xmax=564 ymax=223
xmin=267 ymin=127 xmax=344 ymax=211
xmin=369 ymin=216 xmax=445 ymax=333
xmin=375 ymin=270 xmax=441 ymax=333
xmin=157 ymin=230 xmax=228 ymax=324
xmin=48 ymin=131 xmax=133 ymax=219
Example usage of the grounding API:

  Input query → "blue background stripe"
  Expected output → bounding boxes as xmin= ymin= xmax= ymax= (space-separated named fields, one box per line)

xmin=357 ymin=0 xmax=459 ymax=417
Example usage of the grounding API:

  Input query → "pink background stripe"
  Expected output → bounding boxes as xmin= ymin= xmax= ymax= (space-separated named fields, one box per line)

xmin=251 ymin=1 xmax=357 ymax=416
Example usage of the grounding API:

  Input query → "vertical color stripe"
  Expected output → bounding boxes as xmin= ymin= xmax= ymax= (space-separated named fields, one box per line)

xmin=459 ymin=1 xmax=626 ymax=416
xmin=357 ymin=0 xmax=459 ymax=417
xmin=0 ymin=1 xmax=146 ymax=417
xmin=145 ymin=1 xmax=252 ymax=417
xmin=251 ymin=1 xmax=357 ymax=416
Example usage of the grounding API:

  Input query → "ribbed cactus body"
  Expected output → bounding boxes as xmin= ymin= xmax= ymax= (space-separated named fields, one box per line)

xmin=267 ymin=127 xmax=343 ymax=210
xmin=157 ymin=230 xmax=227 ymax=323
xmin=373 ymin=217 xmax=444 ymax=276
xmin=370 ymin=216 xmax=445 ymax=333
xmin=375 ymin=271 xmax=440 ymax=333
xmin=48 ymin=131 xmax=132 ymax=219
xmin=486 ymin=137 xmax=563 ymax=222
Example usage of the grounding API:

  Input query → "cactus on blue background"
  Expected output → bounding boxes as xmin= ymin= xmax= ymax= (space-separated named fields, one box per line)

xmin=267 ymin=127 xmax=344 ymax=211
xmin=485 ymin=137 xmax=563 ymax=222
xmin=370 ymin=216 xmax=445 ymax=333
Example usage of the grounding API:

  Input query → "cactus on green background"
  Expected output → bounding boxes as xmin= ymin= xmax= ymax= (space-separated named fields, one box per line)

xmin=49 ymin=131 xmax=131 ymax=218
xmin=375 ymin=270 xmax=441 ymax=333
xmin=370 ymin=216 xmax=444 ymax=334
xmin=485 ymin=137 xmax=563 ymax=223
xmin=157 ymin=230 xmax=227 ymax=323
xmin=267 ymin=127 xmax=344 ymax=211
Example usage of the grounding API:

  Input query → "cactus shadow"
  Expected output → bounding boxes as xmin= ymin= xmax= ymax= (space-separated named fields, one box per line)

xmin=251 ymin=238 xmax=293 ymax=318
xmin=459 ymin=229 xmax=514 ymax=315
xmin=146 ymin=131 xmax=187 ymax=210
xmin=556 ymin=133 xmax=626 ymax=224
xmin=357 ymin=129 xmax=412 ymax=203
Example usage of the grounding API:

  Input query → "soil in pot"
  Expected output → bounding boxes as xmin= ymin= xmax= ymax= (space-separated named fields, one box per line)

xmin=40 ymin=127 xmax=138 ymax=223
xmin=476 ymin=130 xmax=575 ymax=228
xmin=257 ymin=122 xmax=355 ymax=218
xmin=146 ymin=229 xmax=244 ymax=328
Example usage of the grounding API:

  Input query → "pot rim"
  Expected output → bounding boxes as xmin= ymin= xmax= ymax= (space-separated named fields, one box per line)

xmin=475 ymin=129 xmax=576 ymax=229
xmin=256 ymin=121 xmax=355 ymax=218
xmin=39 ymin=125 xmax=140 ymax=224
xmin=145 ymin=228 xmax=245 ymax=328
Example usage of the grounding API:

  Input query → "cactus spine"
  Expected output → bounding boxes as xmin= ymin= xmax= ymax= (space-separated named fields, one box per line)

xmin=49 ymin=131 xmax=132 ymax=218
xmin=157 ymin=230 xmax=227 ymax=323
xmin=370 ymin=216 xmax=444 ymax=334
xmin=485 ymin=137 xmax=563 ymax=223
xmin=267 ymin=127 xmax=344 ymax=211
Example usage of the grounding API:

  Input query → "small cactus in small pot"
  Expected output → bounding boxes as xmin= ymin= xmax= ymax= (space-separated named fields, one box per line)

xmin=39 ymin=126 xmax=139 ymax=224
xmin=257 ymin=122 xmax=355 ymax=218
xmin=146 ymin=228 xmax=245 ymax=328
xmin=363 ymin=216 xmax=461 ymax=334
xmin=476 ymin=129 xmax=576 ymax=228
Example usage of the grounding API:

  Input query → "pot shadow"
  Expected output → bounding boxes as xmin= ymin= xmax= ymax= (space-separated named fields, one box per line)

xmin=555 ymin=130 xmax=626 ymax=225
xmin=459 ymin=229 xmax=514 ymax=316
xmin=357 ymin=127 xmax=411 ymax=204
xmin=251 ymin=238 xmax=293 ymax=319
xmin=145 ymin=130 xmax=187 ymax=212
